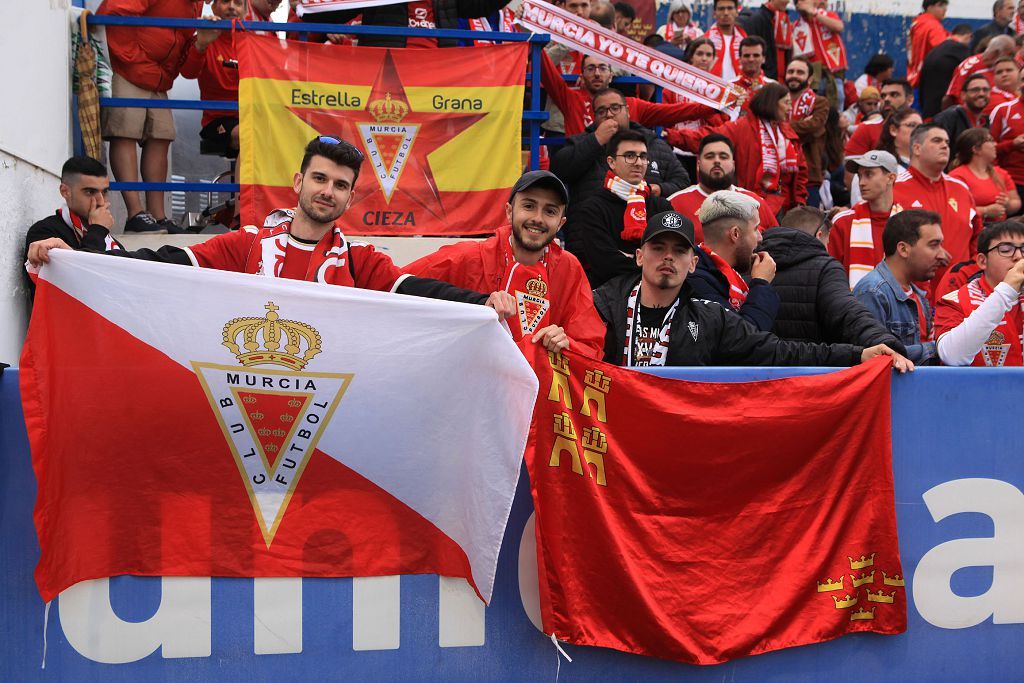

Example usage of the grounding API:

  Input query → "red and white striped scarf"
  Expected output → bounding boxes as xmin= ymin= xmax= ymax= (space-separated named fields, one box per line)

xmin=790 ymin=88 xmax=817 ymax=120
xmin=622 ymin=280 xmax=680 ymax=367
xmin=758 ymin=120 xmax=797 ymax=192
xmin=604 ymin=171 xmax=650 ymax=241
xmin=806 ymin=10 xmax=848 ymax=72
xmin=706 ymin=23 xmax=746 ymax=77
xmin=57 ymin=205 xmax=121 ymax=250
xmin=701 ymin=243 xmax=749 ymax=309
xmin=251 ymin=209 xmax=355 ymax=284
xmin=846 ymin=202 xmax=896 ymax=288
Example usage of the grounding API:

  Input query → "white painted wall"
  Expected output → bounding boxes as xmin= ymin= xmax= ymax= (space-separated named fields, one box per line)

xmin=0 ymin=1 xmax=73 ymax=365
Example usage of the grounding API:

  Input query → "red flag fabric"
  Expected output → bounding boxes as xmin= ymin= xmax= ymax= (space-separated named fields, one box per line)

xmin=523 ymin=342 xmax=906 ymax=664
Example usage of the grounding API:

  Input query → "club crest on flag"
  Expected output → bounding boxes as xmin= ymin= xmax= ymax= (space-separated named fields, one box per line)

xmin=193 ymin=302 xmax=352 ymax=546
xmin=516 ymin=276 xmax=550 ymax=336
xmin=358 ymin=92 xmax=419 ymax=203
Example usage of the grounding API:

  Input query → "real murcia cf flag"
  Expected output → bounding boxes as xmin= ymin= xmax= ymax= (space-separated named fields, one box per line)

xmin=522 ymin=342 xmax=905 ymax=664
xmin=21 ymin=251 xmax=538 ymax=603
xmin=238 ymin=34 xmax=526 ymax=236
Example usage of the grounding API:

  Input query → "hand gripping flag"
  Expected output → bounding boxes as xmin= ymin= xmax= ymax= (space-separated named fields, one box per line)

xmin=21 ymin=251 xmax=538 ymax=603
xmin=522 ymin=342 xmax=905 ymax=664
xmin=238 ymin=34 xmax=526 ymax=236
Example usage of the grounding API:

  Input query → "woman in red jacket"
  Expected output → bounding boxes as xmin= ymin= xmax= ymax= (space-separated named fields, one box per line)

xmin=665 ymin=83 xmax=808 ymax=217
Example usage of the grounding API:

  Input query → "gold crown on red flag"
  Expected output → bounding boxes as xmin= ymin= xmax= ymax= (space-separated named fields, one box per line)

xmin=222 ymin=301 xmax=322 ymax=370
xmin=882 ymin=572 xmax=905 ymax=586
xmin=816 ymin=577 xmax=844 ymax=592
xmin=849 ymin=553 xmax=876 ymax=570
xmin=832 ymin=594 xmax=858 ymax=609
xmin=851 ymin=606 xmax=876 ymax=621
xmin=369 ymin=92 xmax=409 ymax=123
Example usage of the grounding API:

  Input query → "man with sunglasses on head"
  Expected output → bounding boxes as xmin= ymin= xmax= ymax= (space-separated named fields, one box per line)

xmin=27 ymin=137 xmax=517 ymax=316
xmin=935 ymin=221 xmax=1024 ymax=366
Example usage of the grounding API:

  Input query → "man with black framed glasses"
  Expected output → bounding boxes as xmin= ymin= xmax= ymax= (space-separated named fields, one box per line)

xmin=563 ymin=129 xmax=673 ymax=287
xmin=28 ymin=137 xmax=517 ymax=316
xmin=936 ymin=221 xmax=1024 ymax=366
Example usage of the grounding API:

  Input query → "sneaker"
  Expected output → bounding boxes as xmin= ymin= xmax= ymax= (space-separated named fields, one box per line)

xmin=124 ymin=212 xmax=167 ymax=234
xmin=157 ymin=218 xmax=185 ymax=235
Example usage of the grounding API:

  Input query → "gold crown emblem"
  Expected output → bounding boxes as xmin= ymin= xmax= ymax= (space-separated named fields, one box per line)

xmin=817 ymin=577 xmax=844 ymax=592
xmin=249 ymin=411 xmax=265 ymax=421
xmin=851 ymin=606 xmax=876 ymax=621
xmin=867 ymin=589 xmax=896 ymax=604
xmin=287 ymin=398 xmax=302 ymax=408
xmin=525 ymin=276 xmax=548 ymax=298
xmin=280 ymin=414 xmax=295 ymax=423
xmin=849 ymin=553 xmax=876 ymax=570
xmin=832 ymin=594 xmax=858 ymax=609
xmin=222 ymin=302 xmax=322 ymax=371
xmin=369 ymin=92 xmax=409 ymax=123
xmin=851 ymin=571 xmax=875 ymax=588
xmin=882 ymin=572 xmax=905 ymax=587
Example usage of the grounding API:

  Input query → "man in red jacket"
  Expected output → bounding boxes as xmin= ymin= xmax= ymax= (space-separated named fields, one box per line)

xmin=907 ymin=0 xmax=949 ymax=87
xmin=99 ymin=0 xmax=203 ymax=234
xmin=990 ymin=83 xmax=1024 ymax=197
xmin=405 ymin=171 xmax=606 ymax=358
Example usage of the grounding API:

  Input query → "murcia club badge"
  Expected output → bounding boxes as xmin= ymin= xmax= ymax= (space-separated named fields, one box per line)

xmin=193 ymin=302 xmax=352 ymax=546
xmin=516 ymin=275 xmax=551 ymax=336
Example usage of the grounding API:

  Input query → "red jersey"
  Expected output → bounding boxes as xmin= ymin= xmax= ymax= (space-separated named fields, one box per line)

xmin=843 ymin=118 xmax=883 ymax=157
xmin=179 ymin=32 xmax=238 ymax=127
xmin=893 ymin=167 xmax=983 ymax=298
xmin=539 ymin=51 xmax=719 ymax=136
xmin=828 ymin=201 xmax=894 ymax=287
xmin=405 ymin=0 xmax=438 ymax=48
xmin=990 ymin=97 xmax=1024 ymax=186
xmin=185 ymin=209 xmax=406 ymax=291
xmin=935 ymin=259 xmax=982 ymax=300
xmin=907 ymin=12 xmax=949 ymax=87
xmin=666 ymin=184 xmax=777 ymax=243
xmin=935 ymin=276 xmax=1024 ymax=366
xmin=945 ymin=54 xmax=994 ymax=104
xmin=985 ymin=87 xmax=1017 ymax=116
xmin=404 ymin=226 xmax=605 ymax=358
xmin=949 ymin=165 xmax=1015 ymax=216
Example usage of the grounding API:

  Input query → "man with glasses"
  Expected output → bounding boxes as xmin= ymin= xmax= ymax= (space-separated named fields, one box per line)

xmin=933 ymin=74 xmax=993 ymax=154
xmin=28 ymin=137 xmax=517 ymax=316
xmin=564 ymin=129 xmax=673 ymax=287
xmin=935 ymin=221 xmax=1024 ymax=366
xmin=944 ymin=35 xmax=1016 ymax=109
xmin=551 ymin=88 xmax=690 ymax=208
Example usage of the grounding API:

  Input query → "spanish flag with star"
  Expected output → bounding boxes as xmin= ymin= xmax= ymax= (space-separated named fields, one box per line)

xmin=238 ymin=34 xmax=527 ymax=235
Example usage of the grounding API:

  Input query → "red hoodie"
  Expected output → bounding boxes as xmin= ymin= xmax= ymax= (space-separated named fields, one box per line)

xmin=99 ymin=0 xmax=203 ymax=92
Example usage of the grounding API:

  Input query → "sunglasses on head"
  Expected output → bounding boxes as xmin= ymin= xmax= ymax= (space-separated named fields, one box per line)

xmin=317 ymin=136 xmax=365 ymax=161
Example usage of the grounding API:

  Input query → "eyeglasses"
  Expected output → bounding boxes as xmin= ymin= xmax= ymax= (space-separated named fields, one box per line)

xmin=965 ymin=87 xmax=991 ymax=94
xmin=594 ymin=102 xmax=626 ymax=118
xmin=986 ymin=242 xmax=1024 ymax=257
xmin=616 ymin=152 xmax=650 ymax=164
xmin=583 ymin=64 xmax=611 ymax=74
xmin=317 ymin=135 xmax=365 ymax=161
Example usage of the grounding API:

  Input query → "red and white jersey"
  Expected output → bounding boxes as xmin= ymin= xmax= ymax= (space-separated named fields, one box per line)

xmin=843 ymin=118 xmax=883 ymax=157
xmin=935 ymin=276 xmax=1024 ymax=366
xmin=946 ymin=54 xmax=994 ymax=103
xmin=990 ymin=97 xmax=1024 ymax=186
xmin=667 ymin=184 xmax=778 ymax=243
xmin=985 ymin=87 xmax=1018 ymax=117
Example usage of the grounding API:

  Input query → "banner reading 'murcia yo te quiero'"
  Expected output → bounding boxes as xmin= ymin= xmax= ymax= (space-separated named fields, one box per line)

xmin=517 ymin=0 xmax=740 ymax=114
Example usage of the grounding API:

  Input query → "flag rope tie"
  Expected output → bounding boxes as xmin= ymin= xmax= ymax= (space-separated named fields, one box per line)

xmin=41 ymin=600 xmax=51 ymax=669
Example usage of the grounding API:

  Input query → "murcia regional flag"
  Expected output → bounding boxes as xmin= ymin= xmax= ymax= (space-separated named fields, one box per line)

xmin=21 ymin=251 xmax=538 ymax=603
xmin=239 ymin=34 xmax=526 ymax=236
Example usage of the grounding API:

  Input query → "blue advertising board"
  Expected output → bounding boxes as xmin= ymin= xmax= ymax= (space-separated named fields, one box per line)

xmin=2 ymin=366 xmax=1023 ymax=681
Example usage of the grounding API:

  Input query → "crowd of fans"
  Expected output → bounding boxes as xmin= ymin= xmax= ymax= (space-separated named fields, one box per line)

xmin=26 ymin=0 xmax=1024 ymax=370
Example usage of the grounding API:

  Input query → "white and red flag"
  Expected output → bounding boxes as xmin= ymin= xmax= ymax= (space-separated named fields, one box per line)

xmin=21 ymin=250 xmax=538 ymax=603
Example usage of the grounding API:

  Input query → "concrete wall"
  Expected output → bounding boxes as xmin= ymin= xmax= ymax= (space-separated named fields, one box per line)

xmin=0 ymin=1 xmax=73 ymax=365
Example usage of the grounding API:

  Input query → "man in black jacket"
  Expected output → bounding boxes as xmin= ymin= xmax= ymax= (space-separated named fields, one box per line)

xmin=565 ymin=130 xmax=673 ymax=287
xmin=738 ymin=0 xmax=791 ymax=80
xmin=919 ymin=25 xmax=974 ymax=119
xmin=932 ymin=73 xmax=992 ymax=157
xmin=757 ymin=205 xmax=907 ymax=354
xmin=551 ymin=88 xmax=690 ymax=211
xmin=298 ymin=0 xmax=509 ymax=47
xmin=24 ymin=156 xmax=124 ymax=294
xmin=689 ymin=189 xmax=779 ymax=331
xmin=971 ymin=0 xmax=1015 ymax=53
xmin=592 ymin=209 xmax=914 ymax=369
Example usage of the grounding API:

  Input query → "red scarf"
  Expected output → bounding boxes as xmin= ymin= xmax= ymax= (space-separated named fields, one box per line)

xmin=794 ymin=10 xmax=847 ymax=72
xmin=701 ymin=244 xmax=749 ymax=308
xmin=790 ymin=88 xmax=816 ymax=120
xmin=758 ymin=120 xmax=798 ymax=192
xmin=57 ymin=204 xmax=121 ymax=250
xmin=604 ymin=170 xmax=650 ymax=241
xmin=247 ymin=209 xmax=357 ymax=284
xmin=957 ymin=276 xmax=1024 ymax=367
xmin=845 ymin=201 xmax=896 ymax=288
xmin=765 ymin=1 xmax=792 ymax=72
xmin=707 ymin=23 xmax=746 ymax=77
xmin=500 ymin=237 xmax=551 ymax=340
xmin=1015 ymin=14 xmax=1024 ymax=35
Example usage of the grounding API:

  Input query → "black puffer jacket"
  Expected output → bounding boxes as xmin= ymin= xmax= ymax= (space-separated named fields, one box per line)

xmin=301 ymin=0 xmax=508 ymax=47
xmin=757 ymin=227 xmax=906 ymax=354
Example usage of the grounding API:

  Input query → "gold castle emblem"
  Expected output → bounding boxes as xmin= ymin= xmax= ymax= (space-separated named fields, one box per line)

xmin=369 ymin=92 xmax=409 ymax=123
xmin=222 ymin=302 xmax=321 ymax=371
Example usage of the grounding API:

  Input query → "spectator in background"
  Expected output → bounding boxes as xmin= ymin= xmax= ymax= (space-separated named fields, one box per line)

xmin=732 ymin=36 xmax=776 ymax=101
xmin=683 ymin=37 xmax=717 ymax=73
xmin=907 ymin=0 xmax=950 ymax=88
xmin=565 ymin=130 xmax=673 ymax=287
xmin=759 ymin=206 xmax=906 ymax=353
xmin=872 ymin=107 xmax=921 ymax=177
xmin=944 ymin=35 xmax=1016 ymax=109
xmin=785 ymin=57 xmax=829 ymax=207
xmin=791 ymin=0 xmax=847 ymax=108
xmin=919 ymin=24 xmax=974 ymax=119
xmin=989 ymin=81 xmax=1024 ymax=197
xmin=984 ymin=57 xmax=1022 ymax=115
xmin=613 ymin=2 xmax=636 ymax=37
xmin=738 ymin=0 xmax=792 ymax=80
xmin=829 ymin=151 xmax=900 ymax=287
xmin=950 ymin=128 xmax=1022 ymax=222
xmin=894 ymin=124 xmax=984 ymax=299
xmin=181 ymin=0 xmax=243 ymax=159
xmin=24 ymin=156 xmax=124 ymax=289
xmin=690 ymin=190 xmax=780 ymax=332
xmin=1014 ymin=0 xmax=1024 ymax=33
xmin=854 ymin=53 xmax=894 ymax=95
xmin=551 ymin=88 xmax=691 ymax=208
xmin=656 ymin=1 xmax=703 ymax=49
xmin=98 ymin=0 xmax=202 ymax=234
xmin=589 ymin=0 xmax=617 ymax=30
xmin=667 ymin=83 xmax=808 ymax=217
xmin=853 ymin=210 xmax=947 ymax=365
xmin=842 ymin=86 xmax=882 ymax=135
xmin=668 ymin=134 xmax=779 ymax=243
xmin=845 ymin=79 xmax=913 ymax=159
xmin=971 ymin=0 xmax=1016 ymax=53
xmin=933 ymin=74 xmax=993 ymax=155
xmin=705 ymin=0 xmax=746 ymax=82
xmin=935 ymin=221 xmax=1024 ymax=366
